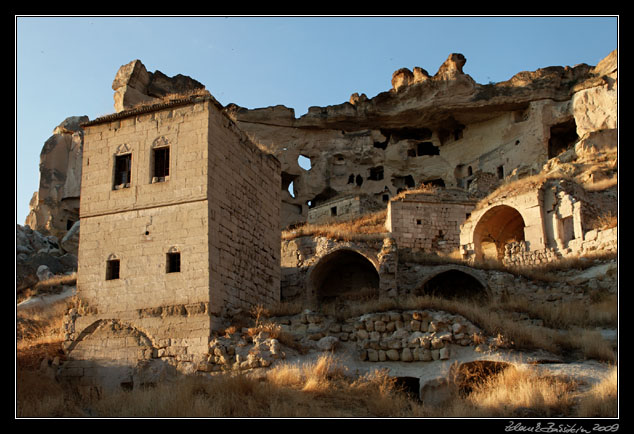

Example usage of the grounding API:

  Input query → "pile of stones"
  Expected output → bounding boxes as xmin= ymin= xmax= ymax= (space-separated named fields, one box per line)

xmin=198 ymin=330 xmax=286 ymax=373
xmin=352 ymin=310 xmax=481 ymax=362
xmin=197 ymin=309 xmax=484 ymax=373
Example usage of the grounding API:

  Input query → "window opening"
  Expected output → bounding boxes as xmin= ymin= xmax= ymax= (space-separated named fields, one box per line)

xmin=153 ymin=147 xmax=170 ymax=182
xmin=167 ymin=252 xmax=181 ymax=273
xmin=330 ymin=206 xmax=337 ymax=217
xmin=298 ymin=155 xmax=312 ymax=170
xmin=368 ymin=166 xmax=384 ymax=181
xmin=382 ymin=194 xmax=389 ymax=202
xmin=106 ymin=259 xmax=120 ymax=280
xmin=497 ymin=165 xmax=504 ymax=180
xmin=416 ymin=142 xmax=439 ymax=156
xmin=355 ymin=174 xmax=363 ymax=187
xmin=348 ymin=174 xmax=355 ymax=184
xmin=114 ymin=154 xmax=131 ymax=189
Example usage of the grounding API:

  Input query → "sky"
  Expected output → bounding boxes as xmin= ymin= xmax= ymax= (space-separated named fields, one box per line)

xmin=15 ymin=15 xmax=618 ymax=226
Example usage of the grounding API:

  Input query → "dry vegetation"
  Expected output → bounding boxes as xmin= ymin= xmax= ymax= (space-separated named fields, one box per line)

xmin=282 ymin=209 xmax=388 ymax=242
xmin=16 ymin=269 xmax=617 ymax=418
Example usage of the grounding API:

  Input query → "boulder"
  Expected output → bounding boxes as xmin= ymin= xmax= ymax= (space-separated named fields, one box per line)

xmin=316 ymin=336 xmax=339 ymax=351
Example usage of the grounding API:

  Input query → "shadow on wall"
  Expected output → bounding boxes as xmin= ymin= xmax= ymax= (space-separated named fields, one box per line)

xmin=416 ymin=269 xmax=488 ymax=300
xmin=473 ymin=205 xmax=525 ymax=261
xmin=308 ymin=249 xmax=380 ymax=302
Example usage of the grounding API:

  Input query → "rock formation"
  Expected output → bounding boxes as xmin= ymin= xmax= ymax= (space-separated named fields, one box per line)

xmin=25 ymin=50 xmax=617 ymax=233
xmin=223 ymin=51 xmax=617 ymax=227
xmin=25 ymin=116 xmax=87 ymax=240
xmin=112 ymin=59 xmax=205 ymax=112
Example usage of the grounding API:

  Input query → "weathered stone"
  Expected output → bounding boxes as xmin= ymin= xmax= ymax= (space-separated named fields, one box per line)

xmin=401 ymin=348 xmax=413 ymax=362
xmin=386 ymin=349 xmax=400 ymax=361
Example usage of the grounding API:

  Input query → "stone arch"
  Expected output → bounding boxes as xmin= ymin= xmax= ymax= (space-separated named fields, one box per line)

xmin=68 ymin=319 xmax=157 ymax=362
xmin=416 ymin=265 xmax=489 ymax=300
xmin=307 ymin=248 xmax=380 ymax=302
xmin=472 ymin=205 xmax=526 ymax=261
xmin=65 ymin=319 xmax=160 ymax=391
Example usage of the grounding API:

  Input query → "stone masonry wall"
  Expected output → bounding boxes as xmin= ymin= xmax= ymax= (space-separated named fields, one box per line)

xmin=388 ymin=196 xmax=476 ymax=254
xmin=77 ymin=100 xmax=212 ymax=319
xmin=206 ymin=106 xmax=281 ymax=313
xmin=503 ymin=226 xmax=617 ymax=266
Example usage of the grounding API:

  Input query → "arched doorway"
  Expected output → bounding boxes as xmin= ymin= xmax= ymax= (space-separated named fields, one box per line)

xmin=472 ymin=205 xmax=525 ymax=261
xmin=309 ymin=249 xmax=380 ymax=302
xmin=418 ymin=269 xmax=488 ymax=300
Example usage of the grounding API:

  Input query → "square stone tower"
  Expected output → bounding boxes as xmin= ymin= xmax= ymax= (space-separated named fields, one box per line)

xmin=64 ymin=93 xmax=280 ymax=388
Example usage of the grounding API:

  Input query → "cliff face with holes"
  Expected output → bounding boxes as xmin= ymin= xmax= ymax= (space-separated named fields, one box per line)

xmin=26 ymin=51 xmax=617 ymax=234
xmin=224 ymin=50 xmax=617 ymax=228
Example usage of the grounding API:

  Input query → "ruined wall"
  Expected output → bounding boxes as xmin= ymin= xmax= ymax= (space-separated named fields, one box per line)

xmin=387 ymin=190 xmax=477 ymax=254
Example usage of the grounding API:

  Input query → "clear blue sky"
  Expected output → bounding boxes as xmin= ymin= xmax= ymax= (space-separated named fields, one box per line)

xmin=15 ymin=15 xmax=618 ymax=226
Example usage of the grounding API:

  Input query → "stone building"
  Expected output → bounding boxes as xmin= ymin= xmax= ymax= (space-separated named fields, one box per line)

xmin=386 ymin=188 xmax=479 ymax=255
xmin=459 ymin=177 xmax=615 ymax=265
xmin=307 ymin=194 xmax=384 ymax=225
xmin=63 ymin=91 xmax=281 ymax=390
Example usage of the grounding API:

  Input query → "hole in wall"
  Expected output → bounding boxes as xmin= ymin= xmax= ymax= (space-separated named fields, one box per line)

xmin=418 ymin=270 xmax=487 ymax=300
xmin=310 ymin=250 xmax=379 ymax=302
xmin=548 ymin=119 xmax=578 ymax=159
xmin=298 ymin=155 xmax=312 ymax=171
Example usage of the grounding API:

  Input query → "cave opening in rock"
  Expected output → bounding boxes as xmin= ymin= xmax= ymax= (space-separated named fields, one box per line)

xmin=416 ymin=142 xmax=440 ymax=156
xmin=418 ymin=269 xmax=487 ymax=300
xmin=548 ymin=119 xmax=578 ymax=159
xmin=310 ymin=249 xmax=380 ymax=302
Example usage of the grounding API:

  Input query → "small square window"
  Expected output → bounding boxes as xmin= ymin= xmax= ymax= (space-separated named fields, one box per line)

xmin=167 ymin=252 xmax=181 ymax=273
xmin=106 ymin=259 xmax=120 ymax=280
xmin=416 ymin=219 xmax=422 ymax=225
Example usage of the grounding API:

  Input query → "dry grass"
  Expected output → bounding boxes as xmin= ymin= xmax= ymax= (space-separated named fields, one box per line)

xmin=282 ymin=209 xmax=388 ymax=242
xmin=16 ymin=356 xmax=618 ymax=418
xmin=575 ymin=365 xmax=618 ymax=417
xmin=588 ymin=210 xmax=618 ymax=230
xmin=445 ymin=364 xmax=580 ymax=417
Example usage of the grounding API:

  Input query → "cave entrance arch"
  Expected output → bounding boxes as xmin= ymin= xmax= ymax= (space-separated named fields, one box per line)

xmin=472 ymin=205 xmax=525 ymax=261
xmin=308 ymin=249 xmax=380 ymax=302
xmin=417 ymin=268 xmax=488 ymax=300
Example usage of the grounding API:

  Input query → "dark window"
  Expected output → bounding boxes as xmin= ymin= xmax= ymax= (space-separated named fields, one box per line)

xmin=167 ymin=252 xmax=181 ymax=273
xmin=330 ymin=206 xmax=337 ymax=217
xmin=416 ymin=142 xmax=439 ymax=156
xmin=114 ymin=154 xmax=132 ymax=188
xmin=348 ymin=174 xmax=355 ymax=184
xmin=497 ymin=165 xmax=504 ymax=180
xmin=382 ymin=194 xmax=389 ymax=202
xmin=106 ymin=259 xmax=120 ymax=280
xmin=153 ymin=147 xmax=170 ymax=180
xmin=368 ymin=166 xmax=384 ymax=181
xmin=416 ymin=219 xmax=422 ymax=225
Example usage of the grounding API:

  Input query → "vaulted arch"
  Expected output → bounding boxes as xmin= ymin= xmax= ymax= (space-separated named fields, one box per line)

xmin=308 ymin=249 xmax=380 ymax=301
xmin=472 ymin=205 xmax=526 ymax=261
xmin=416 ymin=266 xmax=489 ymax=300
